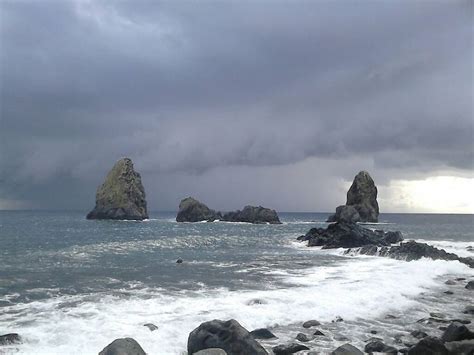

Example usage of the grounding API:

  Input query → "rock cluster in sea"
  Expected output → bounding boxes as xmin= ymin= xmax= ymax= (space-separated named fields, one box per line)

xmin=327 ymin=171 xmax=379 ymax=223
xmin=176 ymin=197 xmax=281 ymax=224
xmin=86 ymin=158 xmax=148 ymax=220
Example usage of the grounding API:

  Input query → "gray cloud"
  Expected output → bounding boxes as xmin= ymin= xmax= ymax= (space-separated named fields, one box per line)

xmin=0 ymin=0 xmax=472 ymax=211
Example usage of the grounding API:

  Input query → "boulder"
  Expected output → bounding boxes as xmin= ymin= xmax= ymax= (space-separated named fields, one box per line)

xmin=187 ymin=319 xmax=268 ymax=355
xmin=87 ymin=158 xmax=148 ymax=220
xmin=305 ymin=222 xmax=403 ymax=249
xmin=407 ymin=336 xmax=448 ymax=355
xmin=143 ymin=323 xmax=158 ymax=331
xmin=273 ymin=343 xmax=310 ymax=355
xmin=441 ymin=322 xmax=474 ymax=342
xmin=0 ymin=333 xmax=21 ymax=345
xmin=176 ymin=197 xmax=221 ymax=222
xmin=302 ymin=320 xmax=321 ymax=328
xmin=327 ymin=171 xmax=379 ymax=223
xmin=98 ymin=338 xmax=146 ymax=355
xmin=411 ymin=330 xmax=428 ymax=339
xmin=466 ymin=281 xmax=474 ymax=290
xmin=222 ymin=206 xmax=281 ymax=224
xmin=330 ymin=343 xmax=363 ymax=355
xmin=249 ymin=328 xmax=277 ymax=339
xmin=296 ymin=333 xmax=312 ymax=342
xmin=364 ymin=340 xmax=397 ymax=354
xmin=193 ymin=349 xmax=228 ymax=355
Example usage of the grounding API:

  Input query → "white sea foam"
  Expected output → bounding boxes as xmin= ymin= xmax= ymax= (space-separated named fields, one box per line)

xmin=2 ymin=257 xmax=471 ymax=355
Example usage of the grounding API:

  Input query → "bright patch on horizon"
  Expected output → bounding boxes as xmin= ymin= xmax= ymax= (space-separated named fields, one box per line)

xmin=383 ymin=176 xmax=474 ymax=214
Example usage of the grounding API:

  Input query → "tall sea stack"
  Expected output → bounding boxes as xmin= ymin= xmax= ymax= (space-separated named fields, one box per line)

xmin=328 ymin=171 xmax=379 ymax=223
xmin=86 ymin=158 xmax=148 ymax=220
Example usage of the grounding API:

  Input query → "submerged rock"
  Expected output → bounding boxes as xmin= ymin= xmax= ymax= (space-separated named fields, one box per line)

xmin=305 ymin=222 xmax=403 ymax=249
xmin=98 ymin=338 xmax=146 ymax=355
xmin=273 ymin=343 xmax=310 ymax=355
xmin=222 ymin=206 xmax=281 ymax=224
xmin=87 ymin=158 xmax=148 ymax=220
xmin=187 ymin=319 xmax=267 ymax=355
xmin=331 ymin=343 xmax=363 ymax=355
xmin=0 ymin=333 xmax=21 ymax=345
xmin=327 ymin=171 xmax=379 ymax=223
xmin=143 ymin=323 xmax=158 ymax=331
xmin=176 ymin=197 xmax=221 ymax=222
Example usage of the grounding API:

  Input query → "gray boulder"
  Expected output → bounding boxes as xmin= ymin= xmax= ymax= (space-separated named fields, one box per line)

xmin=273 ymin=343 xmax=310 ymax=354
xmin=98 ymin=338 xmax=146 ymax=355
xmin=187 ymin=319 xmax=268 ymax=355
xmin=87 ymin=158 xmax=148 ymax=220
xmin=176 ymin=197 xmax=221 ymax=222
xmin=327 ymin=171 xmax=379 ymax=223
xmin=193 ymin=349 xmax=228 ymax=355
xmin=249 ymin=328 xmax=277 ymax=339
xmin=407 ymin=336 xmax=448 ymax=355
xmin=441 ymin=322 xmax=474 ymax=342
xmin=330 ymin=343 xmax=363 ymax=355
xmin=222 ymin=206 xmax=281 ymax=224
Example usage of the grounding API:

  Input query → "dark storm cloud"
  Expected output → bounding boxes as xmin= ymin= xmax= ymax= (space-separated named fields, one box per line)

xmin=0 ymin=0 xmax=472 ymax=210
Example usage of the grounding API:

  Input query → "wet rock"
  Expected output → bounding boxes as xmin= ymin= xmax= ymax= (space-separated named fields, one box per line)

xmin=313 ymin=330 xmax=325 ymax=336
xmin=444 ymin=339 xmax=474 ymax=355
xmin=330 ymin=343 xmax=363 ymax=355
xmin=296 ymin=333 xmax=312 ymax=342
xmin=247 ymin=298 xmax=267 ymax=305
xmin=441 ymin=322 xmax=474 ymax=342
xmin=87 ymin=158 xmax=148 ymax=220
xmin=364 ymin=340 xmax=397 ymax=354
xmin=456 ymin=278 xmax=467 ymax=281
xmin=98 ymin=338 xmax=146 ymax=355
xmin=334 ymin=335 xmax=350 ymax=341
xmin=445 ymin=280 xmax=456 ymax=285
xmin=249 ymin=328 xmax=277 ymax=339
xmin=407 ymin=336 xmax=448 ymax=355
xmin=463 ymin=306 xmax=474 ymax=315
xmin=466 ymin=281 xmax=474 ymax=290
xmin=410 ymin=330 xmax=428 ymax=339
xmin=273 ymin=343 xmax=310 ymax=355
xmin=193 ymin=349 xmax=228 ymax=355
xmin=302 ymin=320 xmax=321 ymax=328
xmin=430 ymin=312 xmax=445 ymax=318
xmin=187 ymin=319 xmax=267 ymax=355
xmin=222 ymin=206 xmax=281 ymax=224
xmin=176 ymin=197 xmax=221 ymax=222
xmin=0 ymin=333 xmax=21 ymax=345
xmin=143 ymin=323 xmax=158 ymax=331
xmin=369 ymin=330 xmax=378 ymax=334
xmin=328 ymin=205 xmax=361 ymax=224
xmin=332 ymin=316 xmax=344 ymax=323
xmin=385 ymin=314 xmax=398 ymax=319
xmin=444 ymin=291 xmax=454 ymax=295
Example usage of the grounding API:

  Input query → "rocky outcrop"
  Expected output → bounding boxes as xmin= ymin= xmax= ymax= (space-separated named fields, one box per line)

xmin=176 ymin=197 xmax=221 ymax=222
xmin=187 ymin=319 xmax=268 ymax=355
xmin=299 ymin=222 xmax=403 ymax=249
xmin=98 ymin=338 xmax=146 ymax=355
xmin=222 ymin=206 xmax=281 ymax=224
xmin=327 ymin=171 xmax=379 ymax=223
xmin=87 ymin=158 xmax=148 ymax=220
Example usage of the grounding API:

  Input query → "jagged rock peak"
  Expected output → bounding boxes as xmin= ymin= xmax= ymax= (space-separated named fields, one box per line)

xmin=86 ymin=158 xmax=148 ymax=220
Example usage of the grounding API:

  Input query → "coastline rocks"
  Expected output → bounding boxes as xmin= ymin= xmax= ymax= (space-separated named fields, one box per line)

xmin=194 ymin=349 xmax=228 ymax=355
xmin=0 ymin=333 xmax=21 ymax=345
xmin=98 ymin=338 xmax=146 ymax=355
xmin=143 ymin=323 xmax=158 ymax=331
xmin=304 ymin=222 xmax=403 ymax=249
xmin=327 ymin=171 xmax=379 ymax=223
xmin=273 ymin=343 xmax=309 ymax=355
xmin=466 ymin=281 xmax=474 ymax=290
xmin=187 ymin=319 xmax=268 ymax=355
xmin=441 ymin=322 xmax=474 ymax=342
xmin=364 ymin=340 xmax=397 ymax=354
xmin=302 ymin=320 xmax=321 ymax=328
xmin=222 ymin=206 xmax=281 ymax=224
xmin=249 ymin=328 xmax=277 ymax=339
xmin=176 ymin=197 xmax=221 ymax=222
xmin=331 ymin=343 xmax=363 ymax=355
xmin=296 ymin=333 xmax=312 ymax=342
xmin=407 ymin=336 xmax=448 ymax=355
xmin=87 ymin=158 xmax=148 ymax=220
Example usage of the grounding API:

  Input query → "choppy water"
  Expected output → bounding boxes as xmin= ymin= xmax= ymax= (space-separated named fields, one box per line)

xmin=0 ymin=211 xmax=473 ymax=354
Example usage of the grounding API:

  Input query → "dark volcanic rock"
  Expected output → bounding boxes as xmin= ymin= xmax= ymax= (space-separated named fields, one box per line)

xmin=466 ymin=281 xmax=474 ymax=290
xmin=273 ymin=343 xmax=310 ymax=355
xmin=296 ymin=333 xmax=312 ymax=342
xmin=222 ymin=206 xmax=281 ymax=224
xmin=407 ymin=336 xmax=448 ymax=355
xmin=330 ymin=343 xmax=363 ymax=355
xmin=441 ymin=322 xmax=474 ymax=342
xmin=176 ymin=197 xmax=221 ymax=222
xmin=87 ymin=158 xmax=148 ymax=220
xmin=302 ymin=320 xmax=321 ymax=328
xmin=187 ymin=319 xmax=267 ymax=355
xmin=98 ymin=338 xmax=146 ymax=355
xmin=249 ymin=328 xmax=277 ymax=339
xmin=305 ymin=222 xmax=403 ymax=249
xmin=364 ymin=340 xmax=397 ymax=354
xmin=327 ymin=171 xmax=379 ymax=223
xmin=143 ymin=323 xmax=158 ymax=331
xmin=0 ymin=333 xmax=21 ymax=345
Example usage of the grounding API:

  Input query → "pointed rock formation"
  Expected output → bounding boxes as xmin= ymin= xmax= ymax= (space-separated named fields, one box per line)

xmin=327 ymin=171 xmax=379 ymax=223
xmin=86 ymin=158 xmax=148 ymax=220
xmin=176 ymin=197 xmax=221 ymax=222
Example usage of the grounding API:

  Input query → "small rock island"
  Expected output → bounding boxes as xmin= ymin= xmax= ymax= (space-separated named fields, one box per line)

xmin=327 ymin=171 xmax=379 ymax=223
xmin=176 ymin=197 xmax=281 ymax=224
xmin=86 ymin=158 xmax=148 ymax=220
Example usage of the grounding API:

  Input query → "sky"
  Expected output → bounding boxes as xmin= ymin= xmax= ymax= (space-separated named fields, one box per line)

xmin=0 ymin=0 xmax=472 ymax=213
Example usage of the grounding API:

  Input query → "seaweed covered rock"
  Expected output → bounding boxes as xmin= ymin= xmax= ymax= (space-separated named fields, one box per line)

xmin=87 ymin=158 xmax=148 ymax=220
xmin=176 ymin=197 xmax=221 ymax=222
xmin=222 ymin=206 xmax=281 ymax=224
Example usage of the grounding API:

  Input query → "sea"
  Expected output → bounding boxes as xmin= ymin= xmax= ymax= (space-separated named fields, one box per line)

xmin=0 ymin=211 xmax=473 ymax=354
